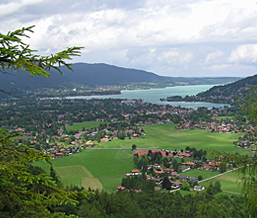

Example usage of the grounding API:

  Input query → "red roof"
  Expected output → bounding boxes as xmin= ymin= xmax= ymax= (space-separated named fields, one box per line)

xmin=100 ymin=138 xmax=111 ymax=142
xmin=117 ymin=186 xmax=126 ymax=191
xmin=164 ymin=168 xmax=174 ymax=172
xmin=179 ymin=153 xmax=190 ymax=157
xmin=86 ymin=143 xmax=94 ymax=146
xmin=155 ymin=171 xmax=164 ymax=174
xmin=182 ymin=162 xmax=195 ymax=166
xmin=131 ymin=170 xmax=140 ymax=173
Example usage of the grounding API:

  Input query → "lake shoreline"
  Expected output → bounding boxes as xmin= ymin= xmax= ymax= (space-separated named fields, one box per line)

xmin=38 ymin=84 xmax=228 ymax=109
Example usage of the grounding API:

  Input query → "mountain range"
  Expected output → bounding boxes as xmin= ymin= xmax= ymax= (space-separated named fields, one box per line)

xmin=0 ymin=62 xmax=241 ymax=97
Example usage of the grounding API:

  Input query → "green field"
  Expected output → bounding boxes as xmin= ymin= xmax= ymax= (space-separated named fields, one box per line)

xmin=200 ymin=171 xmax=242 ymax=193
xmin=180 ymin=169 xmax=220 ymax=180
xmin=66 ymin=121 xmax=103 ymax=131
xmin=97 ymin=124 xmax=250 ymax=155
xmin=34 ymin=149 xmax=135 ymax=192
xmin=35 ymin=123 xmax=251 ymax=193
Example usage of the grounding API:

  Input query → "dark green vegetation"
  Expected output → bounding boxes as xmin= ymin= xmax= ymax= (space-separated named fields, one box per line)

xmin=0 ymin=26 xmax=89 ymax=217
xmin=56 ymin=187 xmax=252 ymax=217
xmin=0 ymin=62 xmax=240 ymax=98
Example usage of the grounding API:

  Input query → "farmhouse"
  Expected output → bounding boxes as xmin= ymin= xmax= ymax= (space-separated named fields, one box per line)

xmin=194 ymin=186 xmax=205 ymax=191
xmin=131 ymin=170 xmax=141 ymax=175
xmin=172 ymin=181 xmax=183 ymax=188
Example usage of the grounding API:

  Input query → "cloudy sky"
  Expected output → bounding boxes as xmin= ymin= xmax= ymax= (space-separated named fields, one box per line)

xmin=1 ymin=0 xmax=257 ymax=77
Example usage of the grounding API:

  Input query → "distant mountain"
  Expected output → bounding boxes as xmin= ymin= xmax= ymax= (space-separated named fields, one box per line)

xmin=197 ymin=74 xmax=257 ymax=98
xmin=0 ymin=62 xmax=241 ymax=97
xmin=162 ymin=74 xmax=257 ymax=105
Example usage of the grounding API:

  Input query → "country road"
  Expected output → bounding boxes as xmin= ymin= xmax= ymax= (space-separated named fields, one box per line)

xmin=198 ymin=168 xmax=239 ymax=183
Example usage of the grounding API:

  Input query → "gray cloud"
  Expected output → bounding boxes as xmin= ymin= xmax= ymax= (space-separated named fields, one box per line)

xmin=1 ymin=0 xmax=257 ymax=77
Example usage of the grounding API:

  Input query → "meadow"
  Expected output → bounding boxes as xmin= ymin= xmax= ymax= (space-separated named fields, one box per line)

xmin=35 ymin=123 xmax=251 ymax=193
xmin=66 ymin=121 xmax=105 ymax=131
xmin=200 ymin=171 xmax=242 ymax=193
xmin=96 ymin=124 xmax=250 ymax=155
xmin=34 ymin=149 xmax=135 ymax=192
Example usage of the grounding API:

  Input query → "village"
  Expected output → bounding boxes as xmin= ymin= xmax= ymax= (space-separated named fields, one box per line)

xmin=117 ymin=148 xmax=228 ymax=193
xmin=1 ymin=98 xmax=256 ymax=159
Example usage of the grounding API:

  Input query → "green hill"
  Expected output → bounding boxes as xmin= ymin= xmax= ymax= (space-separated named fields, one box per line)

xmin=164 ymin=74 xmax=257 ymax=104
xmin=0 ymin=62 xmax=241 ymax=97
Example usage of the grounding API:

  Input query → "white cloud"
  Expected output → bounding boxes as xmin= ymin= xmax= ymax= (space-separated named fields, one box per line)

xmin=208 ymin=64 xmax=231 ymax=71
xmin=205 ymin=50 xmax=224 ymax=63
xmin=229 ymin=44 xmax=257 ymax=64
xmin=0 ymin=0 xmax=44 ymax=17
xmin=1 ymin=0 xmax=257 ymax=77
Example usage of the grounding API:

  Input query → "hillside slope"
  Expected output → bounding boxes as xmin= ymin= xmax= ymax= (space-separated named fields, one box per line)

xmin=0 ymin=63 xmax=241 ymax=97
xmin=197 ymin=74 xmax=257 ymax=98
xmin=163 ymin=74 xmax=257 ymax=105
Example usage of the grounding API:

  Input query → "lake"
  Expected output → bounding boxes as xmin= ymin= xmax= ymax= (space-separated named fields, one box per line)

xmin=60 ymin=84 xmax=228 ymax=109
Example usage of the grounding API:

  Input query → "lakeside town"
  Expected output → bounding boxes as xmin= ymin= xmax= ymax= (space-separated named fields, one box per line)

xmin=1 ymin=98 xmax=256 ymax=160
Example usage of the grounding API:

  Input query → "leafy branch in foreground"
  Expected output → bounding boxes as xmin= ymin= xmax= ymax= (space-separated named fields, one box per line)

xmin=0 ymin=26 xmax=88 ymax=217
xmin=0 ymin=25 xmax=83 ymax=77
xmin=239 ymin=88 xmax=257 ymax=123
xmin=209 ymin=149 xmax=257 ymax=216
xmin=0 ymin=130 xmax=89 ymax=217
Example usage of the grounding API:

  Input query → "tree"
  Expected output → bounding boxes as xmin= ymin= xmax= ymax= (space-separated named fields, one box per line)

xmin=172 ymin=158 xmax=178 ymax=171
xmin=214 ymin=180 xmax=221 ymax=193
xmin=162 ymin=177 xmax=172 ymax=190
xmin=0 ymin=26 xmax=88 ymax=217
xmin=219 ymin=162 xmax=227 ymax=173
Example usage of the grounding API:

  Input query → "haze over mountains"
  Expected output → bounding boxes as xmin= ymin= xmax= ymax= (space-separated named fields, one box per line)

xmin=0 ymin=63 xmax=241 ymax=96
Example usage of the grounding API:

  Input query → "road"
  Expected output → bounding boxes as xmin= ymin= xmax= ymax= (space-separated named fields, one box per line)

xmin=198 ymin=168 xmax=239 ymax=183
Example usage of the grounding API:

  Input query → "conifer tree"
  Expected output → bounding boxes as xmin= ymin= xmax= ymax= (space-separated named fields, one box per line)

xmin=0 ymin=26 xmax=87 ymax=217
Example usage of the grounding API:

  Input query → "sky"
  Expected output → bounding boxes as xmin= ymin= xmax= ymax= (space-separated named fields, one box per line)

xmin=1 ymin=0 xmax=257 ymax=78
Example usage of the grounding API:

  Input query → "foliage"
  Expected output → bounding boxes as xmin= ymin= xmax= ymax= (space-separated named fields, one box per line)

xmin=209 ymin=149 xmax=257 ymax=216
xmin=240 ymin=88 xmax=257 ymax=122
xmin=0 ymin=26 xmax=89 ymax=217
xmin=0 ymin=129 xmax=88 ymax=217
xmin=76 ymin=189 xmax=252 ymax=218
xmin=0 ymin=26 xmax=82 ymax=77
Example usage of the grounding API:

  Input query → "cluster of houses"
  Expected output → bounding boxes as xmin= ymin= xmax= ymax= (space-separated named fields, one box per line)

xmin=44 ymin=144 xmax=84 ymax=159
xmin=176 ymin=119 xmax=257 ymax=135
xmin=118 ymin=167 xmax=205 ymax=193
xmin=116 ymin=149 xmax=213 ymax=193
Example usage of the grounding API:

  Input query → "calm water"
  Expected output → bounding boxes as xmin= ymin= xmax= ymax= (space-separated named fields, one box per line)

xmin=61 ymin=84 xmax=228 ymax=109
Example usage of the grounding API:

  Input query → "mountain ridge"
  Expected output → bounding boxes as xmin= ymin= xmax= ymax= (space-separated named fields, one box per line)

xmin=0 ymin=62 xmax=241 ymax=97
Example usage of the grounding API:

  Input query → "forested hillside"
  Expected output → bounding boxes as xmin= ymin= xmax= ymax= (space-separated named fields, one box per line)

xmin=0 ymin=63 xmax=240 ymax=97
xmin=197 ymin=74 xmax=257 ymax=98
xmin=163 ymin=74 xmax=257 ymax=105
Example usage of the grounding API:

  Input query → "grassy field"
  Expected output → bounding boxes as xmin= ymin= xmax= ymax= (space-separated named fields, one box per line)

xmin=97 ymin=124 xmax=250 ymax=155
xmin=200 ymin=171 xmax=242 ymax=193
xmin=34 ymin=149 xmax=135 ymax=192
xmin=35 ymin=123 xmax=251 ymax=193
xmin=66 ymin=121 xmax=103 ymax=131
xmin=180 ymin=169 xmax=220 ymax=180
